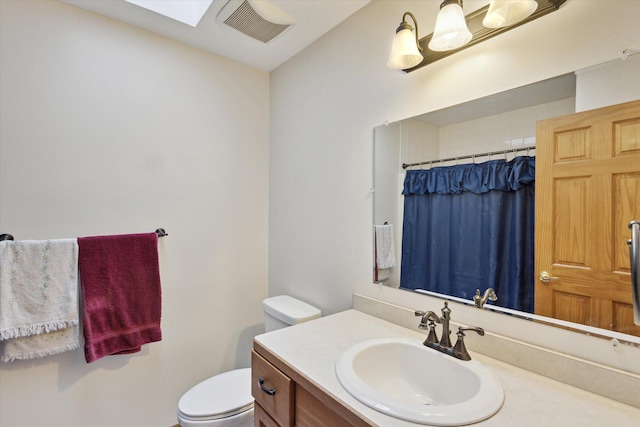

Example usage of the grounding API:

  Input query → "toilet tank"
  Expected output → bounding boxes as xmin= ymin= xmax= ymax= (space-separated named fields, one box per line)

xmin=263 ymin=295 xmax=322 ymax=332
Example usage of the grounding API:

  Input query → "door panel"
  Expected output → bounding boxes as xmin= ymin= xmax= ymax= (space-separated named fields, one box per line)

xmin=614 ymin=118 xmax=640 ymax=155
xmin=614 ymin=173 xmax=640 ymax=272
xmin=553 ymin=176 xmax=590 ymax=267
xmin=535 ymin=100 xmax=640 ymax=336
xmin=554 ymin=127 xmax=590 ymax=161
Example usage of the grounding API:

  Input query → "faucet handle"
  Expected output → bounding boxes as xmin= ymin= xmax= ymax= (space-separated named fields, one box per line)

xmin=453 ymin=327 xmax=485 ymax=361
xmin=459 ymin=326 xmax=485 ymax=336
xmin=415 ymin=310 xmax=441 ymax=345
xmin=423 ymin=322 xmax=439 ymax=346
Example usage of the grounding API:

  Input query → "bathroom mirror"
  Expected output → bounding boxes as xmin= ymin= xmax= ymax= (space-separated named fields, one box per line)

xmin=373 ymin=58 xmax=640 ymax=344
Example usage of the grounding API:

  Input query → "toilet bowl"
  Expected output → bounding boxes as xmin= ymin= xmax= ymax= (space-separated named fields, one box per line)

xmin=177 ymin=369 xmax=253 ymax=427
xmin=177 ymin=296 xmax=321 ymax=427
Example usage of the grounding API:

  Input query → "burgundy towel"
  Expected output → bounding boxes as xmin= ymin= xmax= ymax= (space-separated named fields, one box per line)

xmin=78 ymin=233 xmax=162 ymax=363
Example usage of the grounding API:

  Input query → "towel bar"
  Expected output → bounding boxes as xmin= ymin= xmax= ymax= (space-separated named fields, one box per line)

xmin=0 ymin=229 xmax=167 ymax=241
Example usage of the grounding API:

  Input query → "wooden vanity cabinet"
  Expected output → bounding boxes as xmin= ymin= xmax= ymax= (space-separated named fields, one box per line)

xmin=251 ymin=343 xmax=373 ymax=427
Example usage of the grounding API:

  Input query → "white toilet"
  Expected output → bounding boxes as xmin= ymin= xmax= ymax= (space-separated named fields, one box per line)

xmin=177 ymin=295 xmax=321 ymax=427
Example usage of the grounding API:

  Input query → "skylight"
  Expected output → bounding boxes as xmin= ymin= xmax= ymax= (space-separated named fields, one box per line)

xmin=125 ymin=0 xmax=214 ymax=27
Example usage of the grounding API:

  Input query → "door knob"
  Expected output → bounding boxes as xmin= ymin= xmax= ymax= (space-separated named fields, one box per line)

xmin=539 ymin=271 xmax=559 ymax=283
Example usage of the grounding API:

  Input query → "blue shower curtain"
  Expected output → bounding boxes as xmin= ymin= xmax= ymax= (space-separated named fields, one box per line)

xmin=400 ymin=156 xmax=535 ymax=312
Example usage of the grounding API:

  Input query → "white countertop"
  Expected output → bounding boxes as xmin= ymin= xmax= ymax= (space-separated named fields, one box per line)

xmin=254 ymin=309 xmax=640 ymax=427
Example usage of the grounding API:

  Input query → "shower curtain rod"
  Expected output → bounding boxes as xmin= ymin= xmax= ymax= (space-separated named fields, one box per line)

xmin=402 ymin=145 xmax=535 ymax=170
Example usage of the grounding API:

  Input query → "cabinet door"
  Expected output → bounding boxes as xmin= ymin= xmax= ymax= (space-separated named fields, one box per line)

xmin=255 ymin=403 xmax=281 ymax=427
xmin=296 ymin=386 xmax=356 ymax=427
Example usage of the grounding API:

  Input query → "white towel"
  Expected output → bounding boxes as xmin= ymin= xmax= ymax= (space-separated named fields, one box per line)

xmin=374 ymin=224 xmax=396 ymax=281
xmin=1 ymin=325 xmax=80 ymax=362
xmin=0 ymin=239 xmax=80 ymax=362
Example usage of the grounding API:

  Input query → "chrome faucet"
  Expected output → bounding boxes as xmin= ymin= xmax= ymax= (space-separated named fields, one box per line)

xmin=474 ymin=288 xmax=498 ymax=308
xmin=415 ymin=302 xmax=484 ymax=361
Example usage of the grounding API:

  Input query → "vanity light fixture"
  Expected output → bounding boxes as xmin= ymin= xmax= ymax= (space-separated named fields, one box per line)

xmin=482 ymin=0 xmax=539 ymax=28
xmin=428 ymin=0 xmax=472 ymax=52
xmin=387 ymin=12 xmax=424 ymax=70
xmin=388 ymin=0 xmax=567 ymax=72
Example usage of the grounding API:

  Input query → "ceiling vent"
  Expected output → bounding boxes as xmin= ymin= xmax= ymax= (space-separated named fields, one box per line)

xmin=216 ymin=0 xmax=297 ymax=43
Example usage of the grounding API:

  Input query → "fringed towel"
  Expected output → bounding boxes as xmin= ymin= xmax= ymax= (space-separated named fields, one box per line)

xmin=374 ymin=224 xmax=396 ymax=282
xmin=0 ymin=239 xmax=80 ymax=362
xmin=78 ymin=233 xmax=162 ymax=363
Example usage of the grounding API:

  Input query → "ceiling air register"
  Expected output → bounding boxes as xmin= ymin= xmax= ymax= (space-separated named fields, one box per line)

xmin=217 ymin=0 xmax=297 ymax=43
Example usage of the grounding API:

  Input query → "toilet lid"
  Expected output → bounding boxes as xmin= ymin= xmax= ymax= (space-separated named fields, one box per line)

xmin=178 ymin=368 xmax=254 ymax=420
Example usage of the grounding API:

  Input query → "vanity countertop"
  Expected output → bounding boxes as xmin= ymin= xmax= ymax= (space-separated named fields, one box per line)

xmin=254 ymin=309 xmax=640 ymax=427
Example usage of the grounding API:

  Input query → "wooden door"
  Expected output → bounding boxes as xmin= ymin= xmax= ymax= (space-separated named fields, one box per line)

xmin=535 ymin=99 xmax=640 ymax=336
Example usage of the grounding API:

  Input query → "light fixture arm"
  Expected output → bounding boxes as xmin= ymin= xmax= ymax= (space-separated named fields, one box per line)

xmin=397 ymin=12 xmax=423 ymax=52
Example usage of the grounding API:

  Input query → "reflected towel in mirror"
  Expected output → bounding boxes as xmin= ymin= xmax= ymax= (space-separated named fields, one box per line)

xmin=374 ymin=224 xmax=396 ymax=282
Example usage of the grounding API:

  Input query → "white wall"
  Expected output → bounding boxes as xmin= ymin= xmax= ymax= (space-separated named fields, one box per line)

xmin=269 ymin=0 xmax=640 ymax=365
xmin=576 ymin=52 xmax=640 ymax=112
xmin=437 ymin=98 xmax=574 ymax=159
xmin=401 ymin=119 xmax=439 ymax=165
xmin=0 ymin=1 xmax=269 ymax=426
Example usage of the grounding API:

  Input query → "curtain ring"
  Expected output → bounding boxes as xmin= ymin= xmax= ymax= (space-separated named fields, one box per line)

xmin=472 ymin=154 xmax=476 ymax=164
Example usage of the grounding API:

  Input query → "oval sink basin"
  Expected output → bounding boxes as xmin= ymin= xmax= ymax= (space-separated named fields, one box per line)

xmin=336 ymin=338 xmax=504 ymax=426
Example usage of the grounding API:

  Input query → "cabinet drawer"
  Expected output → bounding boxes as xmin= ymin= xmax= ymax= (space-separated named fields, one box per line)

xmin=251 ymin=350 xmax=293 ymax=427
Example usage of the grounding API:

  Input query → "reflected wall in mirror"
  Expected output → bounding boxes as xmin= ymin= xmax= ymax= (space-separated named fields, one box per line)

xmin=373 ymin=54 xmax=640 ymax=340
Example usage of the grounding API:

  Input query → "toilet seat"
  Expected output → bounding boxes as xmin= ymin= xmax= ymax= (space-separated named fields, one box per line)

xmin=178 ymin=368 xmax=253 ymax=421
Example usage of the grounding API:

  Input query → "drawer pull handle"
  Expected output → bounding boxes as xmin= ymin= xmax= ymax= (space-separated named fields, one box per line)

xmin=258 ymin=378 xmax=276 ymax=395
